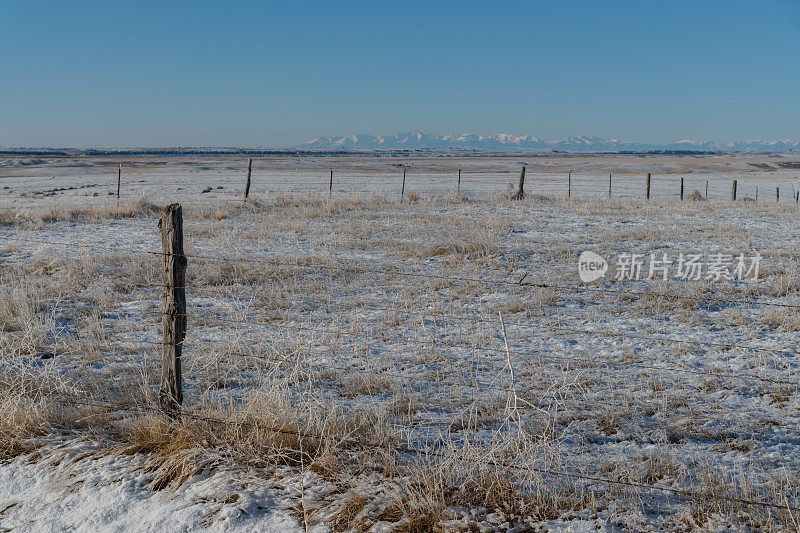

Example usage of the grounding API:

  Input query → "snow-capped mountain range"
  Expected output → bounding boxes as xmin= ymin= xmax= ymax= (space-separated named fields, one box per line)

xmin=300 ymin=132 xmax=800 ymax=153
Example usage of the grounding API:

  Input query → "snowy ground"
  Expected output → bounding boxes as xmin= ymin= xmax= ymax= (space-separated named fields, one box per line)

xmin=0 ymin=153 xmax=799 ymax=531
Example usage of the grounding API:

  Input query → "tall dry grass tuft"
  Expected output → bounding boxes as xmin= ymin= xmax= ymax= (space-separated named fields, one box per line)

xmin=111 ymin=389 xmax=396 ymax=491
xmin=0 ymin=396 xmax=51 ymax=460
xmin=0 ymin=390 xmax=116 ymax=461
xmin=381 ymin=433 xmax=585 ymax=528
xmin=0 ymin=285 xmax=57 ymax=358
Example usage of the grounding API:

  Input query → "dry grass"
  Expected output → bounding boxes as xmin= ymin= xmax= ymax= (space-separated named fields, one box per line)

xmin=2 ymin=198 xmax=161 ymax=226
xmin=329 ymin=493 xmax=370 ymax=531
xmin=1 ymin=189 xmax=799 ymax=529
xmin=0 ymin=396 xmax=51 ymax=460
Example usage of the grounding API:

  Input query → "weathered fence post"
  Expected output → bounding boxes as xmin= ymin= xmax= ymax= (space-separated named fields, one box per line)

xmin=329 ymin=167 xmax=333 ymax=198
xmin=705 ymin=180 xmax=709 ymax=199
xmin=608 ymin=174 xmax=612 ymax=197
xmin=568 ymin=171 xmax=572 ymax=198
xmin=401 ymin=164 xmax=407 ymax=200
xmin=755 ymin=186 xmax=759 ymax=202
xmin=159 ymin=204 xmax=186 ymax=416
xmin=680 ymin=178 xmax=684 ymax=200
xmin=457 ymin=164 xmax=462 ymax=192
xmin=776 ymin=187 xmax=780 ymax=202
xmin=514 ymin=166 xmax=526 ymax=200
xmin=646 ymin=173 xmax=651 ymax=200
xmin=117 ymin=164 xmax=121 ymax=201
xmin=796 ymin=191 xmax=799 ymax=203
xmin=731 ymin=180 xmax=737 ymax=201
xmin=244 ymin=158 xmax=252 ymax=200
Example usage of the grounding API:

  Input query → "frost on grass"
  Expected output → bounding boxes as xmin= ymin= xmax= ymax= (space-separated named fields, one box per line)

xmin=0 ymin=156 xmax=799 ymax=531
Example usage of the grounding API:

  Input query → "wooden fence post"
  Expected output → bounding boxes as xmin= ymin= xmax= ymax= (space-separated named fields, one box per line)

xmin=159 ymin=204 xmax=186 ymax=416
xmin=680 ymin=178 xmax=684 ymax=200
xmin=776 ymin=187 xmax=780 ymax=202
xmin=731 ymin=180 xmax=737 ymax=201
xmin=796 ymin=191 xmax=799 ymax=203
xmin=514 ymin=166 xmax=526 ymax=200
xmin=457 ymin=164 xmax=462 ymax=192
xmin=244 ymin=158 xmax=252 ymax=200
xmin=329 ymin=167 xmax=333 ymax=198
xmin=568 ymin=171 xmax=572 ymax=198
xmin=608 ymin=174 xmax=612 ymax=197
xmin=401 ymin=164 xmax=407 ymax=200
xmin=755 ymin=187 xmax=759 ymax=202
xmin=117 ymin=164 xmax=121 ymax=201
xmin=705 ymin=180 xmax=709 ymax=199
xmin=646 ymin=173 xmax=651 ymax=200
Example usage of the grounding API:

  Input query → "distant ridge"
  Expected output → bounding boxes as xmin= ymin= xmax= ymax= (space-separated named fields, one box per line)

xmin=300 ymin=131 xmax=800 ymax=153
xmin=2 ymin=134 xmax=799 ymax=155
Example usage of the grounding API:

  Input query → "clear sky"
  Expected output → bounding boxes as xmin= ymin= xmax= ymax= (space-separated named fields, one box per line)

xmin=1 ymin=0 xmax=799 ymax=147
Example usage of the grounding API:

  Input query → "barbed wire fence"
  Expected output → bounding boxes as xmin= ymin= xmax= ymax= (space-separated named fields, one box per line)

xmin=3 ymin=159 xmax=800 ymax=206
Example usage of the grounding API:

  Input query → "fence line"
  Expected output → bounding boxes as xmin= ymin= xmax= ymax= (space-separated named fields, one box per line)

xmin=3 ymin=171 xmax=800 ymax=200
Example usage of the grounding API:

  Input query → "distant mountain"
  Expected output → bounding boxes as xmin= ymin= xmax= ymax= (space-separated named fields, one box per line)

xmin=299 ymin=132 xmax=800 ymax=153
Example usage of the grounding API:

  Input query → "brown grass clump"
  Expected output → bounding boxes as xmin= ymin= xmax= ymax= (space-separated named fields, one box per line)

xmin=686 ymin=190 xmax=705 ymax=201
xmin=329 ymin=493 xmax=370 ymax=531
xmin=0 ymin=397 xmax=50 ymax=460
xmin=0 ymin=285 xmax=53 ymax=357
xmin=379 ymin=497 xmax=441 ymax=532
xmin=0 ymin=392 xmax=113 ymax=461
xmin=424 ymin=227 xmax=501 ymax=259
xmin=112 ymin=393 xmax=393 ymax=491
xmin=116 ymin=413 xmax=220 ymax=490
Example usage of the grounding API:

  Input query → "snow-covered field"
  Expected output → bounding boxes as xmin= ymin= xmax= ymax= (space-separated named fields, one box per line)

xmin=1 ymin=153 xmax=799 ymax=531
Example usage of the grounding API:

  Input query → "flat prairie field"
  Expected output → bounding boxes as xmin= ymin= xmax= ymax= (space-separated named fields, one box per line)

xmin=0 ymin=153 xmax=798 ymax=531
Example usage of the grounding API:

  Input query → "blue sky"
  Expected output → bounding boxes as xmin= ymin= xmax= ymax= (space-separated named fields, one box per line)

xmin=1 ymin=0 xmax=799 ymax=147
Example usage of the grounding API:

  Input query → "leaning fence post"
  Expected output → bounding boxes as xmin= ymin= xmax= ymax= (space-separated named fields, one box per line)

xmin=514 ymin=166 xmax=526 ymax=200
xmin=731 ymin=180 xmax=737 ymax=201
xmin=159 ymin=204 xmax=186 ymax=416
xmin=329 ymin=167 xmax=333 ymax=198
xmin=680 ymin=178 xmax=684 ymax=200
xmin=796 ymin=191 xmax=798 ymax=203
xmin=646 ymin=173 xmax=651 ymax=200
xmin=244 ymin=158 xmax=252 ymax=201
